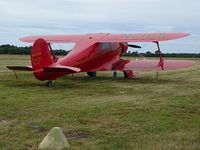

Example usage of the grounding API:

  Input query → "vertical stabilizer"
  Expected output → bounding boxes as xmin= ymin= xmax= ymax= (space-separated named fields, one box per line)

xmin=31 ymin=38 xmax=54 ymax=71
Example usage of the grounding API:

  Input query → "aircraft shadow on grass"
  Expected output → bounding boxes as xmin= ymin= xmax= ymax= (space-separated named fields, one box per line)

xmin=2 ymin=73 xmax=189 ymax=89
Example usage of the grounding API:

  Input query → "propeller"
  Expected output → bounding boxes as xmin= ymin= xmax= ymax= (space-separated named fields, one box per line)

xmin=128 ymin=44 xmax=141 ymax=49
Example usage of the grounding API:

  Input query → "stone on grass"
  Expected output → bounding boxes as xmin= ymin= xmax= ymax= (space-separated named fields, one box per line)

xmin=39 ymin=127 xmax=69 ymax=150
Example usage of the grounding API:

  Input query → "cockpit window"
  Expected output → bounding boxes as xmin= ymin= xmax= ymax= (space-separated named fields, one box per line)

xmin=100 ymin=43 xmax=110 ymax=49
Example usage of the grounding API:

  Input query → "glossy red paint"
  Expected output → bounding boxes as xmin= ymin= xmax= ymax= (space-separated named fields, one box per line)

xmin=7 ymin=33 xmax=194 ymax=81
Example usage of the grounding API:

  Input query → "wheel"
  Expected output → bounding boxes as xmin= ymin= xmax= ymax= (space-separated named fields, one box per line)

xmin=46 ymin=80 xmax=53 ymax=87
xmin=123 ymin=70 xmax=128 ymax=78
xmin=87 ymin=72 xmax=96 ymax=77
xmin=113 ymin=71 xmax=117 ymax=78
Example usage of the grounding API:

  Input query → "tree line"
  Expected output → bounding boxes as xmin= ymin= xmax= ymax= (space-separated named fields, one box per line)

xmin=0 ymin=44 xmax=68 ymax=55
xmin=0 ymin=44 xmax=199 ymax=58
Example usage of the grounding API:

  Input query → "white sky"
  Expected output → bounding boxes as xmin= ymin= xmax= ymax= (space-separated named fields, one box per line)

xmin=0 ymin=0 xmax=200 ymax=53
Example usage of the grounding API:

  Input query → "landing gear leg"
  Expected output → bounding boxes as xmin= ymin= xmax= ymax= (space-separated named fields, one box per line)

xmin=46 ymin=80 xmax=53 ymax=87
xmin=113 ymin=71 xmax=118 ymax=79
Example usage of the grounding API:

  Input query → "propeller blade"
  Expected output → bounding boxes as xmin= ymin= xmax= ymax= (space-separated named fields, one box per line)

xmin=128 ymin=44 xmax=141 ymax=49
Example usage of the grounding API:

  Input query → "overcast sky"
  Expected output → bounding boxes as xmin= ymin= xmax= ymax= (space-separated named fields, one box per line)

xmin=0 ymin=0 xmax=199 ymax=53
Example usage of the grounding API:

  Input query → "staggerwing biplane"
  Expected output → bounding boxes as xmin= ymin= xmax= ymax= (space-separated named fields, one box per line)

xmin=7 ymin=33 xmax=194 ymax=86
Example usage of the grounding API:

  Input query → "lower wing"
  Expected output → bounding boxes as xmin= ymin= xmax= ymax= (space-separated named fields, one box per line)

xmin=124 ymin=59 xmax=195 ymax=71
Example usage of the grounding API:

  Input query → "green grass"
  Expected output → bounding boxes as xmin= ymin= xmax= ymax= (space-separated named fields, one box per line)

xmin=0 ymin=55 xmax=200 ymax=150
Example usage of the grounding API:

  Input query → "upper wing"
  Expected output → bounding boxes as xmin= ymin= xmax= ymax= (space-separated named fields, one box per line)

xmin=101 ymin=33 xmax=189 ymax=42
xmin=20 ymin=33 xmax=189 ymax=43
xmin=20 ymin=34 xmax=86 ymax=43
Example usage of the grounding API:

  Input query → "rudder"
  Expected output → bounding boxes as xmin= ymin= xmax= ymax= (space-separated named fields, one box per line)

xmin=31 ymin=38 xmax=54 ymax=71
xmin=30 ymin=38 xmax=55 ymax=80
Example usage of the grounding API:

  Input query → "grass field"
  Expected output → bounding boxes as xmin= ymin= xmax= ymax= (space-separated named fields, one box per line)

xmin=0 ymin=55 xmax=200 ymax=150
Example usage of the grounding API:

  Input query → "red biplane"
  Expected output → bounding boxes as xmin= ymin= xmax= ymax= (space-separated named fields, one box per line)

xmin=7 ymin=33 xmax=194 ymax=86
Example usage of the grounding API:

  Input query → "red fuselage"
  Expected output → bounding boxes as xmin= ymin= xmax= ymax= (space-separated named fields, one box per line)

xmin=35 ymin=42 xmax=128 ymax=80
xmin=58 ymin=42 xmax=128 ymax=72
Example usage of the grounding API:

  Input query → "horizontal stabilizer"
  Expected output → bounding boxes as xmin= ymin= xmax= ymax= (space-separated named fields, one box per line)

xmin=43 ymin=65 xmax=81 ymax=73
xmin=7 ymin=66 xmax=33 ymax=71
xmin=125 ymin=60 xmax=194 ymax=71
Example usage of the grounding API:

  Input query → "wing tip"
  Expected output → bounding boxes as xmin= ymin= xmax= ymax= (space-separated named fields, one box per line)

xmin=181 ymin=33 xmax=190 ymax=37
xmin=19 ymin=36 xmax=34 ymax=43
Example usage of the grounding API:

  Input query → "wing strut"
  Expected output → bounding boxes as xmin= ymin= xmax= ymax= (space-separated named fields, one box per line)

xmin=48 ymin=43 xmax=59 ymax=62
xmin=154 ymin=41 xmax=164 ymax=70
xmin=154 ymin=41 xmax=164 ymax=79
xmin=13 ymin=70 xmax=18 ymax=79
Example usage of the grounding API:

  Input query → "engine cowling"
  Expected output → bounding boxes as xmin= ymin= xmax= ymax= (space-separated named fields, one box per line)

xmin=119 ymin=42 xmax=128 ymax=56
